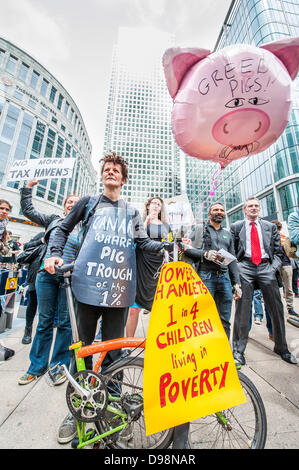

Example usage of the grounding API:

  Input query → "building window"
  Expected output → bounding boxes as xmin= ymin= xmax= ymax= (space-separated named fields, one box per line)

xmin=0 ymin=104 xmax=20 ymax=178
xmin=18 ymin=62 xmax=29 ymax=82
xmin=28 ymin=99 xmax=36 ymax=109
xmin=49 ymin=86 xmax=57 ymax=103
xmin=6 ymin=54 xmax=18 ymax=74
xmin=0 ymin=49 xmax=5 ymax=66
xmin=56 ymin=136 xmax=64 ymax=158
xmin=30 ymin=70 xmax=40 ymax=89
xmin=57 ymin=94 xmax=63 ymax=110
xmin=64 ymin=101 xmax=69 ymax=117
xmin=279 ymin=182 xmax=299 ymax=221
xmin=40 ymin=78 xmax=49 ymax=97
xmin=31 ymin=121 xmax=45 ymax=158
xmin=44 ymin=128 xmax=56 ymax=158
xmin=2 ymin=104 xmax=20 ymax=141
xmin=13 ymin=113 xmax=33 ymax=160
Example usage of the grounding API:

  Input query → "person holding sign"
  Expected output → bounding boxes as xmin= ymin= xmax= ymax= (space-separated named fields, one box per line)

xmin=18 ymin=179 xmax=80 ymax=385
xmin=44 ymin=152 xmax=172 ymax=444
xmin=182 ymin=202 xmax=241 ymax=339
xmin=126 ymin=196 xmax=173 ymax=337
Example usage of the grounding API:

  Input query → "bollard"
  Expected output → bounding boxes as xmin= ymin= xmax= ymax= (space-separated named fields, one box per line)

xmin=17 ymin=286 xmax=29 ymax=319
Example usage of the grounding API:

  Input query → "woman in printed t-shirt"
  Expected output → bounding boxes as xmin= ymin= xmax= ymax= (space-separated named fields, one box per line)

xmin=126 ymin=196 xmax=173 ymax=337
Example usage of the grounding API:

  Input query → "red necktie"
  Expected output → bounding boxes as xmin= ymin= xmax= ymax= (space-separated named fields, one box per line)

xmin=250 ymin=222 xmax=262 ymax=265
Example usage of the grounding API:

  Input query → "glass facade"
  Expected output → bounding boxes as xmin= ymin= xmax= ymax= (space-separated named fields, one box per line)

xmin=184 ymin=0 xmax=299 ymax=224
xmin=0 ymin=37 xmax=96 ymax=212
xmin=103 ymin=27 xmax=181 ymax=211
xmin=213 ymin=0 xmax=299 ymax=224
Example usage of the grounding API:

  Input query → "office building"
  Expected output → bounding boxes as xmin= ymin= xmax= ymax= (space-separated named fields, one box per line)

xmin=0 ymin=37 xmax=96 ymax=241
xmin=184 ymin=0 xmax=299 ymax=225
xmin=102 ymin=27 xmax=181 ymax=212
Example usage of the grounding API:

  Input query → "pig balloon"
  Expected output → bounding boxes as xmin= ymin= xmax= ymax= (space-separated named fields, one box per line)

xmin=163 ymin=38 xmax=299 ymax=168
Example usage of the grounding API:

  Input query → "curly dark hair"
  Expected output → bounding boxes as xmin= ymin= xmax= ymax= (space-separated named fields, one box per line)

xmin=100 ymin=151 xmax=128 ymax=183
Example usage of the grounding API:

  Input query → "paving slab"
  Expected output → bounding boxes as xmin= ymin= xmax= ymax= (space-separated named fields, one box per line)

xmin=0 ymin=298 xmax=298 ymax=450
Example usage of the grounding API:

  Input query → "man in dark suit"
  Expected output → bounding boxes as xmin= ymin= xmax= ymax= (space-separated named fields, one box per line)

xmin=231 ymin=197 xmax=297 ymax=366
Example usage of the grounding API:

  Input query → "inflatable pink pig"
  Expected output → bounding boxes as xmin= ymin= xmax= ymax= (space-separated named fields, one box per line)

xmin=163 ymin=38 xmax=299 ymax=168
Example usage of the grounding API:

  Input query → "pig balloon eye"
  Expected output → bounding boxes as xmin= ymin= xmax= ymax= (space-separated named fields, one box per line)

xmin=225 ymin=98 xmax=245 ymax=108
xmin=248 ymin=97 xmax=270 ymax=105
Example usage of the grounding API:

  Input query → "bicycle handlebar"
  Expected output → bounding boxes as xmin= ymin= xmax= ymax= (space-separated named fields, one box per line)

xmin=54 ymin=263 xmax=74 ymax=274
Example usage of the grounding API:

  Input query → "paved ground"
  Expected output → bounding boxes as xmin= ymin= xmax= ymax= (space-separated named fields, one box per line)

xmin=0 ymin=295 xmax=298 ymax=450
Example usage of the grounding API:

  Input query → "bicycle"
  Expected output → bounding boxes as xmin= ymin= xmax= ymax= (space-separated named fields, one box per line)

xmin=46 ymin=263 xmax=173 ymax=450
xmin=46 ymin=258 xmax=267 ymax=450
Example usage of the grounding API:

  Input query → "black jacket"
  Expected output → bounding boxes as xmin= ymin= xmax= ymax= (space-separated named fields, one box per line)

xmin=183 ymin=222 xmax=240 ymax=285
xmin=230 ymin=219 xmax=283 ymax=271
xmin=18 ymin=232 xmax=45 ymax=289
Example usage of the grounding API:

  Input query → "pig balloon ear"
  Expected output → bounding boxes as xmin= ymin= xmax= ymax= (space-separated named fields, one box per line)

xmin=260 ymin=37 xmax=299 ymax=81
xmin=163 ymin=47 xmax=211 ymax=99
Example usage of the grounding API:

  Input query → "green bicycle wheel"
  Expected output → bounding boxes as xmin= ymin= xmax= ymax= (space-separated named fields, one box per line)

xmin=95 ymin=356 xmax=173 ymax=449
xmin=188 ymin=370 xmax=267 ymax=449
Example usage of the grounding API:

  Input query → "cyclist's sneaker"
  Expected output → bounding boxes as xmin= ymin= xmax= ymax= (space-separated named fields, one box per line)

xmin=288 ymin=308 xmax=299 ymax=317
xmin=57 ymin=413 xmax=77 ymax=444
xmin=118 ymin=423 xmax=133 ymax=441
xmin=18 ymin=373 xmax=37 ymax=385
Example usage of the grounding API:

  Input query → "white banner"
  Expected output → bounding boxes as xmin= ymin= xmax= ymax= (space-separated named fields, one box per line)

xmin=164 ymin=193 xmax=195 ymax=229
xmin=6 ymin=158 xmax=76 ymax=182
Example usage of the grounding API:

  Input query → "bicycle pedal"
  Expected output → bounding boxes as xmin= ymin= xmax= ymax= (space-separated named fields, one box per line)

xmin=44 ymin=363 xmax=66 ymax=386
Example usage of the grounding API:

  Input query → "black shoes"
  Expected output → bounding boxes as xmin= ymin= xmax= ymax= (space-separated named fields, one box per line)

xmin=273 ymin=348 xmax=297 ymax=365
xmin=287 ymin=316 xmax=299 ymax=328
xmin=233 ymin=351 xmax=246 ymax=366
xmin=22 ymin=326 xmax=32 ymax=344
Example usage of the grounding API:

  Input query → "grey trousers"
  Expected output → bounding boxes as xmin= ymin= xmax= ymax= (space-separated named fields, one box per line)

xmin=233 ymin=260 xmax=289 ymax=355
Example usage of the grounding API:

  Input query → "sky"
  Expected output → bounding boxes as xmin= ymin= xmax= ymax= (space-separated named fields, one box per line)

xmin=0 ymin=0 xmax=232 ymax=169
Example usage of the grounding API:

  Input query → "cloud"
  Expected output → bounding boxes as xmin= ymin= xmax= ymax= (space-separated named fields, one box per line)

xmin=0 ymin=0 xmax=70 ymax=65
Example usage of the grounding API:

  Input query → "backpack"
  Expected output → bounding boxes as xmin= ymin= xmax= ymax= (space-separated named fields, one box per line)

xmin=283 ymin=237 xmax=298 ymax=259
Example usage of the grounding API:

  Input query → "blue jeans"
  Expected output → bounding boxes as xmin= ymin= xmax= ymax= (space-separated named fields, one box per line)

xmin=253 ymin=289 xmax=264 ymax=319
xmin=28 ymin=272 xmax=72 ymax=376
xmin=198 ymin=270 xmax=233 ymax=338
xmin=249 ymin=289 xmax=272 ymax=334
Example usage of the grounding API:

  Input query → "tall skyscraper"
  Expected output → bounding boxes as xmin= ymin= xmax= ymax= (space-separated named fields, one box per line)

xmin=184 ymin=0 xmax=299 ymax=224
xmin=102 ymin=27 xmax=181 ymax=211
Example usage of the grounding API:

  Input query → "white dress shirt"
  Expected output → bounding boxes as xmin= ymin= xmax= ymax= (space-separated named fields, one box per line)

xmin=244 ymin=218 xmax=269 ymax=259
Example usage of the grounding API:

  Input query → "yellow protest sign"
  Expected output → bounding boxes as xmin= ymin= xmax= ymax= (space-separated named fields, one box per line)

xmin=143 ymin=261 xmax=247 ymax=436
xmin=5 ymin=277 xmax=17 ymax=291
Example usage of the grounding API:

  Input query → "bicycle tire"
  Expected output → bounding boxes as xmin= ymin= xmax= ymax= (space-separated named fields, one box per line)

xmin=188 ymin=370 xmax=267 ymax=449
xmin=95 ymin=356 xmax=173 ymax=449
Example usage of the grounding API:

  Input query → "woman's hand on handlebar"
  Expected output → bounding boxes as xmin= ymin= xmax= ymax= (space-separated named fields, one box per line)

xmin=44 ymin=256 xmax=64 ymax=274
xmin=181 ymin=237 xmax=191 ymax=251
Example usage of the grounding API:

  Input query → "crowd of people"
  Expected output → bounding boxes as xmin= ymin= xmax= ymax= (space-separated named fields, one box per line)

xmin=0 ymin=151 xmax=298 ymax=448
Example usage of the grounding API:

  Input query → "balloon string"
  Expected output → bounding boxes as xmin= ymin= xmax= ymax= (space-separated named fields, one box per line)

xmin=194 ymin=167 xmax=222 ymax=221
